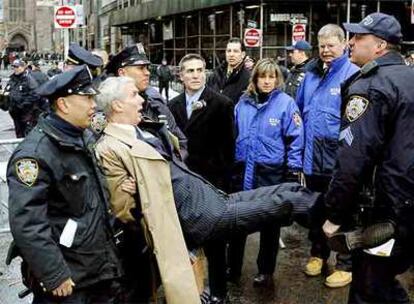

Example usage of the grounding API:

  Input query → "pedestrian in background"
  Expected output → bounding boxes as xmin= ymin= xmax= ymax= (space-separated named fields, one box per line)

xmin=157 ymin=58 xmax=173 ymax=102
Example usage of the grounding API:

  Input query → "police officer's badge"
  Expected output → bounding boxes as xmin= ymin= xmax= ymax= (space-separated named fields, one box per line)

xmin=15 ymin=158 xmax=39 ymax=187
xmin=345 ymin=95 xmax=369 ymax=122
xmin=90 ymin=112 xmax=107 ymax=134
xmin=293 ymin=112 xmax=302 ymax=127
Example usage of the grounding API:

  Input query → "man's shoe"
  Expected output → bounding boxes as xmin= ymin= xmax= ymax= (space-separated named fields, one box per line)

xmin=252 ymin=274 xmax=273 ymax=287
xmin=328 ymin=222 xmax=395 ymax=254
xmin=304 ymin=256 xmax=323 ymax=276
xmin=324 ymin=270 xmax=352 ymax=288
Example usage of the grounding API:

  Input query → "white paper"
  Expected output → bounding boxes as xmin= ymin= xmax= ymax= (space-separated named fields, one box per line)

xmin=364 ymin=238 xmax=395 ymax=257
xmin=59 ymin=219 xmax=78 ymax=248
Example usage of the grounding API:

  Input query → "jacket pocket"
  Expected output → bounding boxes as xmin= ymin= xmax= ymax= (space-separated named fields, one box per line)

xmin=58 ymin=171 xmax=90 ymax=216
xmin=312 ymin=137 xmax=338 ymax=176
xmin=254 ymin=162 xmax=286 ymax=188
xmin=320 ymin=106 xmax=341 ymax=138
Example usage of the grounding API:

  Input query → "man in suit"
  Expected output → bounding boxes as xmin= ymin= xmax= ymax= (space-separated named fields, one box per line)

xmin=169 ymin=53 xmax=235 ymax=303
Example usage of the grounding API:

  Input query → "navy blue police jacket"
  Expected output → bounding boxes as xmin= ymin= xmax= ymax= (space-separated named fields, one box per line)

xmin=7 ymin=115 xmax=122 ymax=291
xmin=325 ymin=51 xmax=414 ymax=225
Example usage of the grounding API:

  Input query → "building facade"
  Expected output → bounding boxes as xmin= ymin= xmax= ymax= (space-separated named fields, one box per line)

xmin=94 ymin=0 xmax=414 ymax=69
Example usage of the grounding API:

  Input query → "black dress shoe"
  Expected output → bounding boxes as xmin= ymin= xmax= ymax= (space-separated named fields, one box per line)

xmin=253 ymin=274 xmax=273 ymax=287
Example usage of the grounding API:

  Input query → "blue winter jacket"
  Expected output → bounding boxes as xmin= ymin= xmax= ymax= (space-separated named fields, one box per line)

xmin=296 ymin=53 xmax=358 ymax=177
xmin=235 ymin=89 xmax=304 ymax=190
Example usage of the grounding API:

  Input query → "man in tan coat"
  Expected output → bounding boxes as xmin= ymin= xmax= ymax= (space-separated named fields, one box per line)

xmin=95 ymin=76 xmax=200 ymax=304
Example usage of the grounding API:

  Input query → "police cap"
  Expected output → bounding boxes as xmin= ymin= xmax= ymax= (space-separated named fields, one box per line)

xmin=343 ymin=13 xmax=402 ymax=44
xmin=66 ymin=43 xmax=103 ymax=68
xmin=286 ymin=40 xmax=312 ymax=51
xmin=105 ymin=43 xmax=150 ymax=75
xmin=36 ymin=65 xmax=99 ymax=98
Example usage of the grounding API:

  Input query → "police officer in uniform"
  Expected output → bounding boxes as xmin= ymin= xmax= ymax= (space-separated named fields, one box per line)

xmin=7 ymin=65 xmax=123 ymax=303
xmin=322 ymin=13 xmax=414 ymax=303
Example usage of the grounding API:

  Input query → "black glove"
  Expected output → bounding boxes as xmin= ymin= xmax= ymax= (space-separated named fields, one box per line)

xmin=285 ymin=170 xmax=301 ymax=183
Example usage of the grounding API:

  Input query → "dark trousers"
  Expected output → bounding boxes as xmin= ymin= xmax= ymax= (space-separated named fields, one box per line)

xmin=10 ymin=110 xmax=36 ymax=138
xmin=348 ymin=251 xmax=410 ymax=304
xmin=159 ymin=81 xmax=169 ymax=102
xmin=306 ymin=175 xmax=352 ymax=272
xmin=204 ymin=240 xmax=227 ymax=298
xmin=32 ymin=280 xmax=122 ymax=304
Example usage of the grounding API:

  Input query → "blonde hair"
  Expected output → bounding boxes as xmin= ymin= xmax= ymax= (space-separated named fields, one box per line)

xmin=247 ymin=58 xmax=284 ymax=95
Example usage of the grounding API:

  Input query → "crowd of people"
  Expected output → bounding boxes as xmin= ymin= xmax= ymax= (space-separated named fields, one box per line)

xmin=3 ymin=12 xmax=414 ymax=304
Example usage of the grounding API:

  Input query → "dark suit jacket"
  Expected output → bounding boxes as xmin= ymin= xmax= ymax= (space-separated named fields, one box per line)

xmin=169 ymin=86 xmax=235 ymax=191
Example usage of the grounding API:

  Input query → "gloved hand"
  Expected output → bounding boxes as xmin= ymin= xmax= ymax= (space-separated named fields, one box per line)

xmin=285 ymin=170 xmax=302 ymax=183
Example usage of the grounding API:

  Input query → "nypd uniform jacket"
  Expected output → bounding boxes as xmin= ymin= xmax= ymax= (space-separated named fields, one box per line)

xmin=325 ymin=51 xmax=414 ymax=226
xmin=7 ymin=116 xmax=122 ymax=292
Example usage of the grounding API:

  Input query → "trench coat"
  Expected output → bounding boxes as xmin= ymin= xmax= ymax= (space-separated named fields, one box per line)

xmin=95 ymin=122 xmax=200 ymax=304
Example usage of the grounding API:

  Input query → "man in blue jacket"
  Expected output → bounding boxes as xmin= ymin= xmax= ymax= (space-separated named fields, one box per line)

xmin=296 ymin=24 xmax=359 ymax=288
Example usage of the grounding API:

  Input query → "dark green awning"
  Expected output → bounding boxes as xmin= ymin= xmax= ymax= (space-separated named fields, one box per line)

xmin=110 ymin=0 xmax=244 ymax=26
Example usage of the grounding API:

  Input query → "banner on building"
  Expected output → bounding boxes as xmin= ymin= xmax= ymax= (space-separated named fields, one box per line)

xmin=75 ymin=4 xmax=85 ymax=27
xmin=163 ymin=21 xmax=173 ymax=40
xmin=292 ymin=24 xmax=306 ymax=44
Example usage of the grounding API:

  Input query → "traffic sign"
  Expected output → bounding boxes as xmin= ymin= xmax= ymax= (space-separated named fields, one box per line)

xmin=54 ymin=6 xmax=77 ymax=29
xmin=292 ymin=24 xmax=306 ymax=44
xmin=244 ymin=28 xmax=262 ymax=48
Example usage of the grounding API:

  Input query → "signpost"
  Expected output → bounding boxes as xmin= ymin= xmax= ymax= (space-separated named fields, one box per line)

xmin=292 ymin=24 xmax=306 ymax=44
xmin=244 ymin=28 xmax=262 ymax=48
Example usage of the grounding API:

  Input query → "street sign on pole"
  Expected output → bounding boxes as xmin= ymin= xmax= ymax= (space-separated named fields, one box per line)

xmin=292 ymin=24 xmax=306 ymax=44
xmin=244 ymin=28 xmax=262 ymax=48
xmin=54 ymin=5 xmax=77 ymax=29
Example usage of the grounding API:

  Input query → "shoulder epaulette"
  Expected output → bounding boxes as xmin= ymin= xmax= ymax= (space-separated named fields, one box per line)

xmin=361 ymin=60 xmax=378 ymax=75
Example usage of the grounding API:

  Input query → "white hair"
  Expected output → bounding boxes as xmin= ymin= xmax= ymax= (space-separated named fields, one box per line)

xmin=318 ymin=24 xmax=345 ymax=42
xmin=96 ymin=76 xmax=136 ymax=115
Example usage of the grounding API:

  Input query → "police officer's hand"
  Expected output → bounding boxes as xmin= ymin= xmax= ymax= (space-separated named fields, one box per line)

xmin=322 ymin=220 xmax=340 ymax=237
xmin=52 ymin=278 xmax=75 ymax=297
xmin=121 ymin=177 xmax=136 ymax=195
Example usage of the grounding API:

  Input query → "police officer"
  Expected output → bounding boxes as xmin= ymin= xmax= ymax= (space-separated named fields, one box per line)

xmin=7 ymin=65 xmax=123 ymax=303
xmin=105 ymin=43 xmax=187 ymax=150
xmin=285 ymin=40 xmax=314 ymax=99
xmin=64 ymin=43 xmax=103 ymax=72
xmin=4 ymin=59 xmax=44 ymax=138
xmin=322 ymin=13 xmax=414 ymax=303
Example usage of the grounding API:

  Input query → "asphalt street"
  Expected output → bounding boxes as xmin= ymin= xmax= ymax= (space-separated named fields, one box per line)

xmin=0 ymin=67 xmax=412 ymax=303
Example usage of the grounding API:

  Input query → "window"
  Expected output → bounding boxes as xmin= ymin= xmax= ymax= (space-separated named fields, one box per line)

xmin=9 ymin=0 xmax=25 ymax=22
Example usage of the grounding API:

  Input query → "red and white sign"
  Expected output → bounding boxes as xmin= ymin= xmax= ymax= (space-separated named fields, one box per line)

xmin=244 ymin=28 xmax=262 ymax=48
xmin=54 ymin=6 xmax=77 ymax=29
xmin=292 ymin=24 xmax=306 ymax=44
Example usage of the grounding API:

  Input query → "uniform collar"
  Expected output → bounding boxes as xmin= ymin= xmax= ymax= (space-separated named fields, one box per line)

xmin=373 ymin=51 xmax=405 ymax=67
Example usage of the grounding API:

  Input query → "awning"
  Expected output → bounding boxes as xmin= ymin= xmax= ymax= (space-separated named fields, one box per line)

xmin=110 ymin=0 xmax=244 ymax=26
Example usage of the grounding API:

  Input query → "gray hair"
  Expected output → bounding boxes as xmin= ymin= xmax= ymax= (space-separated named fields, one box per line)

xmin=96 ymin=76 xmax=135 ymax=115
xmin=318 ymin=24 xmax=345 ymax=42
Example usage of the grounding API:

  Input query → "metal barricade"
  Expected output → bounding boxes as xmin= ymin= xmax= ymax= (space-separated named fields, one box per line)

xmin=0 ymin=138 xmax=23 ymax=234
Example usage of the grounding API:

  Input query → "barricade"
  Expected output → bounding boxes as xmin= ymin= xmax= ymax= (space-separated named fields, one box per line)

xmin=0 ymin=138 xmax=23 ymax=233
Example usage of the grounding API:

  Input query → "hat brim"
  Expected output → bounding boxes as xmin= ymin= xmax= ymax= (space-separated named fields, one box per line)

xmin=286 ymin=46 xmax=295 ymax=51
xmin=343 ymin=23 xmax=372 ymax=34
xmin=77 ymin=85 xmax=99 ymax=96
xmin=124 ymin=59 xmax=151 ymax=66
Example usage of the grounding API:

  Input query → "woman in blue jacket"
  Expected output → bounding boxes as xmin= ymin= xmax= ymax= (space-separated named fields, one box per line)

xmin=228 ymin=58 xmax=304 ymax=286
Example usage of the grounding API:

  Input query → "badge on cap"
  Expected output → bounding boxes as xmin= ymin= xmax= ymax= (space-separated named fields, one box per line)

xmin=345 ymin=95 xmax=369 ymax=122
xmin=293 ymin=112 xmax=302 ymax=127
xmin=362 ymin=16 xmax=374 ymax=26
xmin=15 ymin=158 xmax=39 ymax=187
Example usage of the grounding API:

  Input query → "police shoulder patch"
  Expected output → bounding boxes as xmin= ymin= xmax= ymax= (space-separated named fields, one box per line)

xmin=15 ymin=158 xmax=39 ymax=187
xmin=293 ymin=112 xmax=302 ymax=127
xmin=345 ymin=95 xmax=369 ymax=122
